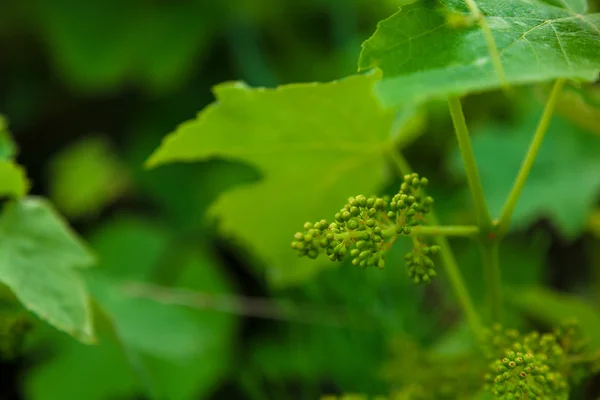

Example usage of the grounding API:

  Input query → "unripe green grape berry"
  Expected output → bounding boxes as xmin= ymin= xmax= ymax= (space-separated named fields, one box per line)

xmin=347 ymin=219 xmax=359 ymax=230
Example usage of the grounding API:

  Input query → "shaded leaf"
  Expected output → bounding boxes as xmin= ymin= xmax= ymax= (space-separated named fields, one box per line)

xmin=32 ymin=0 xmax=220 ymax=92
xmin=554 ymin=83 xmax=600 ymax=135
xmin=48 ymin=136 xmax=130 ymax=219
xmin=25 ymin=217 xmax=237 ymax=400
xmin=146 ymin=72 xmax=397 ymax=285
xmin=25 ymin=332 xmax=140 ymax=400
xmin=0 ymin=114 xmax=16 ymax=161
xmin=359 ymin=0 xmax=600 ymax=107
xmin=506 ymin=286 xmax=600 ymax=349
xmin=0 ymin=197 xmax=95 ymax=342
xmin=540 ymin=0 xmax=588 ymax=13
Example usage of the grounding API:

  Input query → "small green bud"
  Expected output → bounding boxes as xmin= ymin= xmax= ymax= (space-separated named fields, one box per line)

xmin=350 ymin=249 xmax=360 ymax=257
xmin=303 ymin=222 xmax=313 ymax=230
xmin=347 ymin=219 xmax=359 ymax=230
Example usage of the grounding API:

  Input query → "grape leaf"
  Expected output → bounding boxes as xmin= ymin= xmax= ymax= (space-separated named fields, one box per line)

xmin=0 ymin=161 xmax=29 ymax=198
xmin=48 ymin=136 xmax=130 ymax=219
xmin=26 ymin=219 xmax=237 ymax=400
xmin=540 ymin=0 xmax=588 ymax=13
xmin=25 ymin=332 xmax=140 ymax=400
xmin=146 ymin=72 xmax=396 ymax=285
xmin=555 ymin=83 xmax=600 ymax=135
xmin=359 ymin=0 xmax=600 ymax=107
xmin=0 ymin=197 xmax=95 ymax=342
xmin=0 ymin=116 xmax=29 ymax=198
xmin=449 ymin=106 xmax=600 ymax=238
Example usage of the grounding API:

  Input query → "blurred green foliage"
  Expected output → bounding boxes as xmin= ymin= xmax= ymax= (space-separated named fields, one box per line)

xmin=0 ymin=0 xmax=599 ymax=399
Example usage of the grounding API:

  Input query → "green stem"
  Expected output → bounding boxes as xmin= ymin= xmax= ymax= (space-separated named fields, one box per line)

xmin=336 ymin=225 xmax=479 ymax=240
xmin=481 ymin=241 xmax=502 ymax=321
xmin=463 ymin=0 xmax=507 ymax=87
xmin=414 ymin=225 xmax=480 ymax=237
xmin=387 ymin=148 xmax=483 ymax=336
xmin=448 ymin=96 xmax=493 ymax=232
xmin=497 ymin=79 xmax=566 ymax=236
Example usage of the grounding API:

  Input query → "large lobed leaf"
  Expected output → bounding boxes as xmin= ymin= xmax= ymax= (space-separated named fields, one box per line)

xmin=0 ymin=198 xmax=95 ymax=342
xmin=359 ymin=0 xmax=600 ymax=107
xmin=146 ymin=72 xmax=396 ymax=285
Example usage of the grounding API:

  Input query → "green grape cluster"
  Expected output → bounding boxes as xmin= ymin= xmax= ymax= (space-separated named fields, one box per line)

xmin=404 ymin=243 xmax=440 ymax=284
xmin=488 ymin=349 xmax=568 ymax=399
xmin=482 ymin=321 xmax=599 ymax=399
xmin=290 ymin=173 xmax=437 ymax=281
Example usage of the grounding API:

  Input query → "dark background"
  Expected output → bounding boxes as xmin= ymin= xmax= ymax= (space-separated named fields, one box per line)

xmin=1 ymin=0 xmax=600 ymax=399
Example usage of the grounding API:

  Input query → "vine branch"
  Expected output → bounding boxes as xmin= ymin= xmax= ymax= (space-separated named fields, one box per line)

xmin=448 ymin=96 xmax=493 ymax=232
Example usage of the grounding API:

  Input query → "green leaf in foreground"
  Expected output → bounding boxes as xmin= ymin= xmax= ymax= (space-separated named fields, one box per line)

xmin=359 ymin=0 xmax=600 ymax=107
xmin=0 ymin=198 xmax=95 ymax=342
xmin=146 ymin=72 xmax=396 ymax=285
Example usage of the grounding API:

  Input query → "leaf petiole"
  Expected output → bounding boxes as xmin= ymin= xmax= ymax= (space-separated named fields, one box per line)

xmin=497 ymin=79 xmax=566 ymax=236
xmin=448 ymin=96 xmax=493 ymax=232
